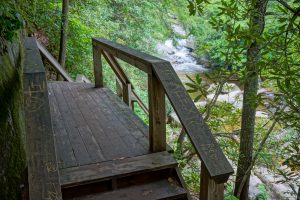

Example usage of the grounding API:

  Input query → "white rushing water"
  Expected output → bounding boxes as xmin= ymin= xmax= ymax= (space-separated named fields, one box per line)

xmin=156 ymin=24 xmax=209 ymax=74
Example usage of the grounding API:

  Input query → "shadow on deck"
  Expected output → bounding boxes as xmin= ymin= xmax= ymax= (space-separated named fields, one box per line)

xmin=23 ymin=37 xmax=233 ymax=200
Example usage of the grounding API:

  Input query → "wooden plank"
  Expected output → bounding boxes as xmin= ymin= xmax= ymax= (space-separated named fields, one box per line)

xmin=60 ymin=151 xmax=177 ymax=188
xmin=51 ymin=82 xmax=92 ymax=166
xmin=99 ymin=87 xmax=149 ymax=152
xmin=87 ymin=85 xmax=147 ymax=154
xmin=23 ymin=37 xmax=62 ymax=200
xmin=152 ymin=62 xmax=234 ymax=183
xmin=93 ymin=38 xmax=159 ymax=74
xmin=81 ymin=84 xmax=138 ymax=158
xmin=93 ymin=44 xmax=103 ymax=87
xmin=102 ymin=88 xmax=149 ymax=138
xmin=48 ymin=83 xmax=77 ymax=169
xmin=72 ymin=83 xmax=124 ymax=160
xmin=36 ymin=40 xmax=73 ymax=82
xmin=200 ymin=164 xmax=224 ymax=200
xmin=65 ymin=83 xmax=106 ymax=163
xmin=69 ymin=179 xmax=187 ymax=200
xmin=148 ymin=73 xmax=166 ymax=152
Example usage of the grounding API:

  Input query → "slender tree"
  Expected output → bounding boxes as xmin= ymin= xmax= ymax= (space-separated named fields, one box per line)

xmin=58 ymin=0 xmax=69 ymax=69
xmin=234 ymin=0 xmax=268 ymax=199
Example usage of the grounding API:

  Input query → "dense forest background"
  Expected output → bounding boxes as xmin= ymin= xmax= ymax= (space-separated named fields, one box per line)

xmin=1 ymin=0 xmax=299 ymax=199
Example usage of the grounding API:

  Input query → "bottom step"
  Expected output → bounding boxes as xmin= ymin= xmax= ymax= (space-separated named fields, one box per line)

xmin=68 ymin=179 xmax=187 ymax=200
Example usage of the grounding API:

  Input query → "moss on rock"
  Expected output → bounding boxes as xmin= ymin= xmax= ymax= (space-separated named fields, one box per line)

xmin=0 ymin=37 xmax=26 ymax=199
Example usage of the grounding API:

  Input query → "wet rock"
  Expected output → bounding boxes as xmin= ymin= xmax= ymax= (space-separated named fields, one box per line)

xmin=174 ymin=63 xmax=209 ymax=74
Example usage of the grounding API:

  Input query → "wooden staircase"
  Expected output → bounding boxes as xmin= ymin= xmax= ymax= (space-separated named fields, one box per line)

xmin=23 ymin=37 xmax=233 ymax=200
xmin=61 ymin=152 xmax=188 ymax=199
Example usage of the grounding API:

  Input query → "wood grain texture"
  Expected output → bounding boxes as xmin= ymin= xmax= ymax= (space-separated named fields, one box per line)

xmin=93 ymin=38 xmax=158 ymax=74
xmin=152 ymin=62 xmax=233 ymax=183
xmin=36 ymin=40 xmax=73 ymax=82
xmin=68 ymin=179 xmax=187 ymax=200
xmin=60 ymin=151 xmax=177 ymax=188
xmin=123 ymin=83 xmax=132 ymax=108
xmin=200 ymin=164 xmax=224 ymax=200
xmin=49 ymin=82 xmax=150 ymax=169
xmin=23 ymin=37 xmax=62 ymax=200
xmin=93 ymin=44 xmax=103 ymax=87
xmin=148 ymin=73 xmax=166 ymax=152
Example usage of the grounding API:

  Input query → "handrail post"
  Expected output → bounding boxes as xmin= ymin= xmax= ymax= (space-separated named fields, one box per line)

xmin=116 ymin=78 xmax=123 ymax=98
xmin=200 ymin=163 xmax=225 ymax=200
xmin=148 ymin=73 xmax=166 ymax=152
xmin=93 ymin=44 xmax=103 ymax=88
xmin=123 ymin=83 xmax=132 ymax=109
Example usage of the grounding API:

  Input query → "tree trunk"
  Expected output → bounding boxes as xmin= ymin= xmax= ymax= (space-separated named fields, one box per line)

xmin=234 ymin=0 xmax=268 ymax=199
xmin=58 ymin=0 xmax=69 ymax=79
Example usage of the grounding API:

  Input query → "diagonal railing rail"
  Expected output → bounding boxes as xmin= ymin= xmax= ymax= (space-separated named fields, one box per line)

xmin=92 ymin=37 xmax=234 ymax=199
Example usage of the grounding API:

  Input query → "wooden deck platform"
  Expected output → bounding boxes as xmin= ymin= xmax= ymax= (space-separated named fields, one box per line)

xmin=23 ymin=37 xmax=233 ymax=200
xmin=47 ymin=81 xmax=187 ymax=199
xmin=48 ymin=81 xmax=149 ymax=168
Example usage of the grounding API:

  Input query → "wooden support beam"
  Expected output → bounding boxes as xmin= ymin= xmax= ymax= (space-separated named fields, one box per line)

xmin=123 ymin=83 xmax=132 ymax=109
xmin=116 ymin=78 xmax=123 ymax=98
xmin=93 ymin=44 xmax=103 ymax=88
xmin=37 ymin=40 xmax=73 ymax=82
xmin=148 ymin=73 xmax=166 ymax=152
xmin=200 ymin=164 xmax=225 ymax=200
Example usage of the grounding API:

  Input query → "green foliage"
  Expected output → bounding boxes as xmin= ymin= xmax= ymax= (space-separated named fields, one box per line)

xmin=257 ymin=184 xmax=269 ymax=200
xmin=224 ymin=184 xmax=239 ymax=200
xmin=0 ymin=1 xmax=23 ymax=42
xmin=20 ymin=0 xmax=172 ymax=79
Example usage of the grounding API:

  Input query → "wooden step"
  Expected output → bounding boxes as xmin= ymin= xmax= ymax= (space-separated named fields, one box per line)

xmin=60 ymin=151 xmax=178 ymax=188
xmin=67 ymin=179 xmax=187 ymax=200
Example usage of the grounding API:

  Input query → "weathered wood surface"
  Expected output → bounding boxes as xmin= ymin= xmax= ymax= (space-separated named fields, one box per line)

xmin=68 ymin=179 xmax=187 ymax=200
xmin=93 ymin=44 xmax=103 ymax=87
xmin=152 ymin=62 xmax=233 ymax=183
xmin=60 ymin=151 xmax=177 ymax=188
xmin=48 ymin=82 xmax=150 ymax=169
xmin=200 ymin=164 xmax=224 ymax=200
xmin=36 ymin=40 xmax=73 ymax=82
xmin=23 ymin=37 xmax=62 ymax=200
xmin=93 ymin=38 xmax=233 ymax=183
xmin=93 ymin=38 xmax=164 ymax=74
xmin=148 ymin=73 xmax=166 ymax=152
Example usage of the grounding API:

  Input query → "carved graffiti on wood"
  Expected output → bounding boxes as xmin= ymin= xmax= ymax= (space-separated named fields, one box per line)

xmin=24 ymin=80 xmax=46 ymax=112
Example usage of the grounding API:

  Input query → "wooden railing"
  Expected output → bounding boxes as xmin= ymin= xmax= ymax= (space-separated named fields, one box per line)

xmin=92 ymin=38 xmax=234 ymax=199
xmin=24 ymin=37 xmax=62 ymax=199
xmin=36 ymin=40 xmax=73 ymax=82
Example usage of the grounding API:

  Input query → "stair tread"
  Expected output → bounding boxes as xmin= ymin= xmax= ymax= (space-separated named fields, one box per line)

xmin=69 ymin=179 xmax=187 ymax=200
xmin=60 ymin=151 xmax=177 ymax=188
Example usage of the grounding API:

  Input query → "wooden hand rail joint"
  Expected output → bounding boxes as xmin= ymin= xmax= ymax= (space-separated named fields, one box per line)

xmin=92 ymin=37 xmax=234 ymax=190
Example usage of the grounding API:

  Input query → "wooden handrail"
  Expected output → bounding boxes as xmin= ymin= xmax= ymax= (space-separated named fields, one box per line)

xmin=36 ymin=40 xmax=73 ymax=82
xmin=24 ymin=37 xmax=62 ymax=200
xmin=92 ymin=37 xmax=234 ymax=199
